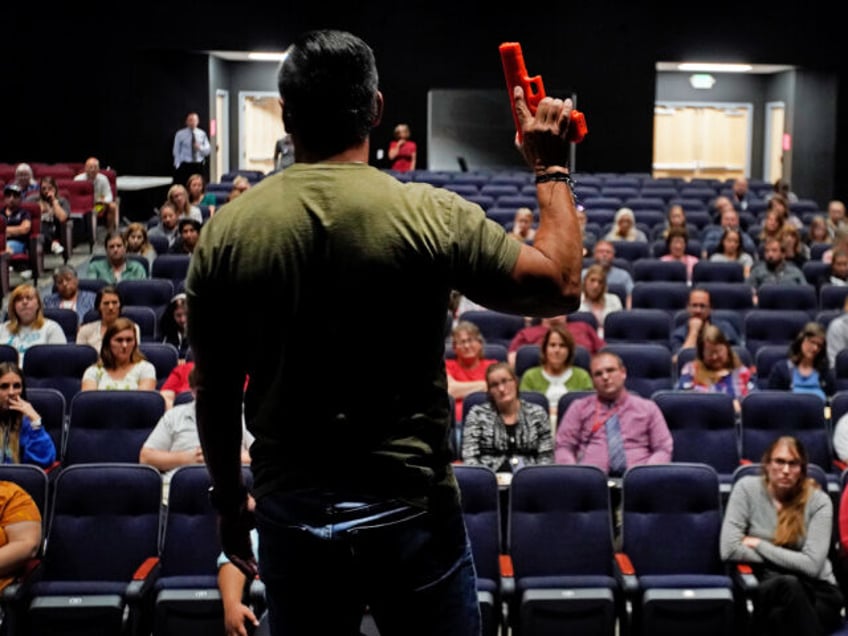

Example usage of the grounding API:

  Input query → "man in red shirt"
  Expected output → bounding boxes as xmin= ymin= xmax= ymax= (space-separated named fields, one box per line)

xmin=507 ymin=314 xmax=605 ymax=368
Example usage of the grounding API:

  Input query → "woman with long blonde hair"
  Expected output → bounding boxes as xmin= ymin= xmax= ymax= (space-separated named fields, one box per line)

xmin=720 ymin=436 xmax=844 ymax=635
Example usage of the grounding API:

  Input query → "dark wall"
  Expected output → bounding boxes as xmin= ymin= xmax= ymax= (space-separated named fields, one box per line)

xmin=7 ymin=3 xmax=847 ymax=204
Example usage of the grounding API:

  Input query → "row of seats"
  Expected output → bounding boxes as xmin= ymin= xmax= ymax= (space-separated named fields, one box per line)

xmin=458 ymin=303 xmax=846 ymax=358
xmin=456 ymin=389 xmax=848 ymax=492
xmin=0 ymin=462 xmax=261 ymax=636
xmin=456 ymin=461 xmax=848 ymax=636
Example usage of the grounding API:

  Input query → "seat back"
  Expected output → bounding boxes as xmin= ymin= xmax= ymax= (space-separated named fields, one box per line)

xmin=22 ymin=343 xmax=98 ymax=406
xmin=42 ymin=306 xmax=79 ymax=342
xmin=122 ymin=305 xmax=159 ymax=341
xmin=64 ymin=390 xmax=165 ymax=466
xmin=603 ymin=309 xmax=672 ymax=350
xmin=755 ymin=283 xmax=818 ymax=317
xmin=653 ymin=391 xmax=740 ymax=475
xmin=42 ymin=463 xmax=161 ymax=582
xmin=0 ymin=464 xmax=49 ymax=526
xmin=744 ymin=309 xmax=812 ymax=359
xmin=632 ymin=259 xmax=687 ymax=283
xmin=27 ymin=387 xmax=68 ymax=464
xmin=509 ymin=464 xmax=614 ymax=577
xmin=601 ymin=343 xmax=673 ymax=397
xmin=753 ymin=344 xmax=791 ymax=389
xmin=151 ymin=254 xmax=191 ymax=285
xmin=692 ymin=261 xmax=746 ymax=284
xmin=117 ymin=278 xmax=175 ymax=322
xmin=138 ymin=342 xmax=180 ymax=388
xmin=631 ymin=281 xmax=691 ymax=314
xmin=621 ymin=463 xmax=724 ymax=576
xmin=453 ymin=465 xmax=501 ymax=585
xmin=457 ymin=310 xmax=526 ymax=349
xmin=739 ymin=391 xmax=832 ymax=472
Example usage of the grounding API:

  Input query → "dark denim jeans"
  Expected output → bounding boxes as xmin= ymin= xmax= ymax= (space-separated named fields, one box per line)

xmin=255 ymin=490 xmax=481 ymax=636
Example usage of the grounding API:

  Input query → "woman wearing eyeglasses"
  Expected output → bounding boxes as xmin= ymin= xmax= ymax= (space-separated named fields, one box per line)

xmin=461 ymin=362 xmax=553 ymax=476
xmin=720 ymin=436 xmax=843 ymax=636
xmin=0 ymin=362 xmax=56 ymax=468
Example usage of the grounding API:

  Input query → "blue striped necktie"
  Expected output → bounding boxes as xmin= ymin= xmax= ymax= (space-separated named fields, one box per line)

xmin=605 ymin=413 xmax=627 ymax=477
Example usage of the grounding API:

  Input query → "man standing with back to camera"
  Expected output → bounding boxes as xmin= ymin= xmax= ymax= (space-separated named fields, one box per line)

xmin=187 ymin=29 xmax=583 ymax=636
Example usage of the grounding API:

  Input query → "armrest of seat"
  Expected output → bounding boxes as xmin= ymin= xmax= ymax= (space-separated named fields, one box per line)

xmin=834 ymin=459 xmax=847 ymax=473
xmin=499 ymin=554 xmax=515 ymax=599
xmin=125 ymin=556 xmax=161 ymax=601
xmin=1 ymin=556 xmax=43 ymax=603
xmin=731 ymin=563 xmax=759 ymax=593
xmin=59 ymin=218 xmax=74 ymax=261
xmin=613 ymin=552 xmax=639 ymax=594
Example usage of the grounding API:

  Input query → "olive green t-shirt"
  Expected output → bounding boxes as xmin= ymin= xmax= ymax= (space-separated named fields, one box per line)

xmin=187 ymin=163 xmax=521 ymax=509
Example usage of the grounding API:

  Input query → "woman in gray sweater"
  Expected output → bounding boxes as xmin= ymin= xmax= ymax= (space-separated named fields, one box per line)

xmin=720 ymin=436 xmax=844 ymax=635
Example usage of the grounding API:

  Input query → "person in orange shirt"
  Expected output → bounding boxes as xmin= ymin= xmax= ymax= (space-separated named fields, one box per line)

xmin=0 ymin=480 xmax=41 ymax=592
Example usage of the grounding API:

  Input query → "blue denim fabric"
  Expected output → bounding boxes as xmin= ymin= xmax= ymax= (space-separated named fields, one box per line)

xmin=7 ymin=240 xmax=26 ymax=255
xmin=255 ymin=490 xmax=481 ymax=636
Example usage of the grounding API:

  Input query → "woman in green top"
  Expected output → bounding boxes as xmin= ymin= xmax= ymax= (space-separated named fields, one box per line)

xmin=519 ymin=323 xmax=593 ymax=427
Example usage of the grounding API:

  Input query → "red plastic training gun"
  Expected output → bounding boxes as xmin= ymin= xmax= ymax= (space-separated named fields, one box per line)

xmin=499 ymin=42 xmax=588 ymax=144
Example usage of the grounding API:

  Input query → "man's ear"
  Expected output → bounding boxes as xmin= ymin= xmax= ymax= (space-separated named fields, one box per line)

xmin=372 ymin=91 xmax=384 ymax=129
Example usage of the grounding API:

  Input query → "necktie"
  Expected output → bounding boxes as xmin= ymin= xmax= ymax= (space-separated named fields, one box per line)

xmin=191 ymin=129 xmax=198 ymax=162
xmin=605 ymin=413 xmax=627 ymax=477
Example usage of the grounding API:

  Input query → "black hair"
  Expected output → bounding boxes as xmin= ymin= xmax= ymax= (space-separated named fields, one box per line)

xmin=278 ymin=29 xmax=379 ymax=159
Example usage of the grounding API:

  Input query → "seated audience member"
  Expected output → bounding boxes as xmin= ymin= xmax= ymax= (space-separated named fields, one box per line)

xmin=781 ymin=225 xmax=809 ymax=269
xmin=766 ymin=193 xmax=802 ymax=231
xmin=581 ymin=239 xmax=634 ymax=308
xmin=578 ymin=263 xmax=622 ymax=338
xmin=81 ymin=317 xmax=156 ymax=391
xmin=446 ymin=321 xmax=498 ymax=424
xmin=159 ymin=361 xmax=195 ymax=411
xmin=747 ymin=236 xmax=807 ymax=293
xmin=806 ymin=214 xmax=831 ymax=247
xmin=817 ymin=248 xmax=848 ymax=291
xmin=227 ymin=175 xmax=251 ymax=202
xmin=186 ymin=173 xmax=217 ymax=218
xmin=77 ymin=285 xmax=139 ymax=353
xmin=758 ymin=209 xmax=787 ymax=249
xmin=140 ymin=367 xmax=252 ymax=502
xmin=3 ymin=183 xmax=32 ymax=257
xmin=87 ymin=230 xmax=148 ymax=284
xmin=660 ymin=227 xmax=699 ymax=283
xmin=603 ymin=207 xmax=647 ymax=242
xmin=826 ymin=296 xmax=848 ymax=369
xmin=461 ymin=362 xmax=553 ymax=473
xmin=11 ymin=164 xmax=38 ymax=198
xmin=148 ymin=201 xmax=180 ymax=249
xmin=169 ymin=218 xmax=201 ymax=255
xmin=729 ymin=176 xmax=753 ymax=211
xmin=671 ymin=287 xmax=741 ymax=360
xmin=0 ymin=479 xmax=42 ymax=593
xmin=124 ymin=222 xmax=158 ymax=267
xmin=826 ymin=200 xmax=847 ymax=240
xmin=43 ymin=265 xmax=97 ymax=323
xmin=75 ymin=157 xmax=119 ymax=232
xmin=25 ymin=175 xmax=69 ymax=255
xmin=767 ymin=322 xmax=834 ymax=402
xmin=510 ymin=207 xmax=536 ymax=243
xmin=218 ymin=523 xmax=262 ymax=635
xmin=518 ymin=324 xmax=593 ymax=426
xmin=0 ymin=362 xmax=57 ymax=469
xmin=720 ymin=436 xmax=844 ymax=636
xmin=823 ymin=228 xmax=848 ymax=265
xmin=508 ymin=314 xmax=605 ymax=369
xmin=167 ymin=183 xmax=203 ymax=224
xmin=701 ymin=205 xmax=758 ymax=259
xmin=675 ymin=324 xmax=754 ymax=413
xmin=659 ymin=203 xmax=688 ymax=240
xmin=709 ymin=227 xmax=754 ymax=278
xmin=159 ymin=293 xmax=190 ymax=361
xmin=833 ymin=405 xmax=848 ymax=463
xmin=555 ymin=351 xmax=673 ymax=476
xmin=0 ymin=284 xmax=67 ymax=365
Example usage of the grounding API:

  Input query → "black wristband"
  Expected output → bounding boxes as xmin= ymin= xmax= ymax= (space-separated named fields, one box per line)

xmin=535 ymin=172 xmax=573 ymax=185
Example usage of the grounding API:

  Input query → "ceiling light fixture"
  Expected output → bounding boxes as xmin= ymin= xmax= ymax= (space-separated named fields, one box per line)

xmin=677 ymin=62 xmax=753 ymax=73
xmin=247 ymin=51 xmax=288 ymax=62
xmin=689 ymin=73 xmax=716 ymax=89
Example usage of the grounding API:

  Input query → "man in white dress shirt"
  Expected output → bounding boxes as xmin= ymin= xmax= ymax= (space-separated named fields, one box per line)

xmin=172 ymin=111 xmax=211 ymax=187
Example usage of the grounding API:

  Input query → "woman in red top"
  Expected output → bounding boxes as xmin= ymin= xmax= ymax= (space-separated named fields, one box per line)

xmin=388 ymin=123 xmax=416 ymax=172
xmin=445 ymin=321 xmax=497 ymax=423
